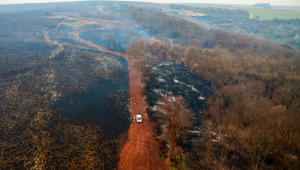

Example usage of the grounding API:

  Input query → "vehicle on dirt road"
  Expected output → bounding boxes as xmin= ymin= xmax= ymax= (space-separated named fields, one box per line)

xmin=136 ymin=115 xmax=142 ymax=122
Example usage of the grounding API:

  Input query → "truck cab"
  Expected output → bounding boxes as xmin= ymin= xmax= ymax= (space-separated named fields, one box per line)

xmin=136 ymin=115 xmax=142 ymax=123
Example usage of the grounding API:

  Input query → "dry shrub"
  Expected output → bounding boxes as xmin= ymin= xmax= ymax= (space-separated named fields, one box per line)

xmin=0 ymin=112 xmax=119 ymax=170
xmin=155 ymin=95 xmax=195 ymax=162
xmin=198 ymin=83 xmax=300 ymax=170
xmin=125 ymin=38 xmax=300 ymax=169
xmin=0 ymin=45 xmax=127 ymax=170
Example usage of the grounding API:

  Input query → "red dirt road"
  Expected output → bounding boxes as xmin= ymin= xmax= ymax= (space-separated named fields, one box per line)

xmin=44 ymin=19 xmax=67 ymax=43
xmin=45 ymin=17 xmax=167 ymax=170
xmin=69 ymin=31 xmax=167 ymax=170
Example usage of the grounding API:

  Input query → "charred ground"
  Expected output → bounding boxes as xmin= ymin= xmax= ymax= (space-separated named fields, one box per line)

xmin=0 ymin=11 xmax=131 ymax=169
xmin=1 ymin=1 xmax=300 ymax=170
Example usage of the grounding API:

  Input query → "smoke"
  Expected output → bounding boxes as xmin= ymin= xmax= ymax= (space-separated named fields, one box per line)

xmin=79 ymin=28 xmax=151 ymax=53
xmin=276 ymin=24 xmax=284 ymax=30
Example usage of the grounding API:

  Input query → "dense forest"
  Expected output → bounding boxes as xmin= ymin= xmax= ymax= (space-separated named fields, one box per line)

xmin=169 ymin=4 xmax=300 ymax=50
xmin=127 ymin=39 xmax=300 ymax=169
xmin=80 ymin=6 xmax=297 ymax=57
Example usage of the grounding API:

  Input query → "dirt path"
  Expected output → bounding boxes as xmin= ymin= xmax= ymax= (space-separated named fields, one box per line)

xmin=69 ymin=31 xmax=167 ymax=170
xmin=44 ymin=19 xmax=67 ymax=43
xmin=46 ymin=17 xmax=167 ymax=170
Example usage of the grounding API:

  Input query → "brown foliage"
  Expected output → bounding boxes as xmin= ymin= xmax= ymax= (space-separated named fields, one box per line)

xmin=169 ymin=44 xmax=184 ymax=64
xmin=202 ymin=86 xmax=300 ymax=169
xmin=126 ymin=38 xmax=147 ymax=58
xmin=126 ymin=38 xmax=300 ymax=169
xmin=181 ymin=46 xmax=300 ymax=169
xmin=155 ymin=95 xmax=195 ymax=161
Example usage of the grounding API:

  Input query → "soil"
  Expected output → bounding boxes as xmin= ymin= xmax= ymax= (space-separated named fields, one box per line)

xmin=77 ymin=17 xmax=134 ymax=29
xmin=45 ymin=16 xmax=167 ymax=170
xmin=44 ymin=19 xmax=67 ymax=43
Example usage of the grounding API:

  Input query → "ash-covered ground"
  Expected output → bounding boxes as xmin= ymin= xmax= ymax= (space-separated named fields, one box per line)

xmin=52 ymin=52 xmax=131 ymax=138
xmin=146 ymin=62 xmax=212 ymax=148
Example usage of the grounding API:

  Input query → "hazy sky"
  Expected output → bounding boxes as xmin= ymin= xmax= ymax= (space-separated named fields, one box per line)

xmin=0 ymin=0 xmax=300 ymax=6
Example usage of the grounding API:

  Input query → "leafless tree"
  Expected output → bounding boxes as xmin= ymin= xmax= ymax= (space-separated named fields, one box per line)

xmin=155 ymin=95 xmax=195 ymax=161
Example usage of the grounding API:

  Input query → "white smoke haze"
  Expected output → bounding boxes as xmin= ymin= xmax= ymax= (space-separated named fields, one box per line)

xmin=1 ymin=0 xmax=300 ymax=6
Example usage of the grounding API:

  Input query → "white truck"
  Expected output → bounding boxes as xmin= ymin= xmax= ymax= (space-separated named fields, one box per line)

xmin=136 ymin=115 xmax=142 ymax=123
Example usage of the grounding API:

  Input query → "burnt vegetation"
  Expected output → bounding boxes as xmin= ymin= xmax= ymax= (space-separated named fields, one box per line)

xmin=126 ymin=22 xmax=300 ymax=169
xmin=1 ymin=1 xmax=300 ymax=169
xmin=77 ymin=5 xmax=300 ymax=168
xmin=0 ymin=12 xmax=130 ymax=169
xmin=155 ymin=95 xmax=195 ymax=164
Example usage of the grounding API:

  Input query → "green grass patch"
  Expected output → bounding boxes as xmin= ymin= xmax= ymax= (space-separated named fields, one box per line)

xmin=171 ymin=4 xmax=300 ymax=20
xmin=234 ymin=8 xmax=300 ymax=20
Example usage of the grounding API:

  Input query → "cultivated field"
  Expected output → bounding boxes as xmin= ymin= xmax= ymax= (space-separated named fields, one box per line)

xmin=176 ymin=4 xmax=300 ymax=20
xmin=236 ymin=7 xmax=300 ymax=20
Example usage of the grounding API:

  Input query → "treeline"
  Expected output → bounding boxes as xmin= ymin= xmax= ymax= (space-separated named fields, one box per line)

xmin=79 ymin=4 xmax=136 ymax=21
xmin=76 ymin=6 xmax=299 ymax=59
xmin=130 ymin=8 xmax=206 ymax=39
xmin=80 ymin=10 xmax=121 ymax=21
xmin=78 ymin=5 xmax=300 ymax=51
xmin=126 ymin=39 xmax=300 ymax=169
xmin=183 ymin=46 xmax=300 ymax=169
xmin=127 ymin=8 xmax=297 ymax=58
xmin=170 ymin=4 xmax=250 ymax=18
xmin=79 ymin=6 xmax=298 ymax=56
xmin=79 ymin=29 xmax=142 ymax=53
xmin=169 ymin=4 xmax=300 ymax=50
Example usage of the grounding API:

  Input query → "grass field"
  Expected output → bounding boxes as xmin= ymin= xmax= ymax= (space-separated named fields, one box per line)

xmin=234 ymin=7 xmax=300 ymax=20
xmin=172 ymin=4 xmax=300 ymax=20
